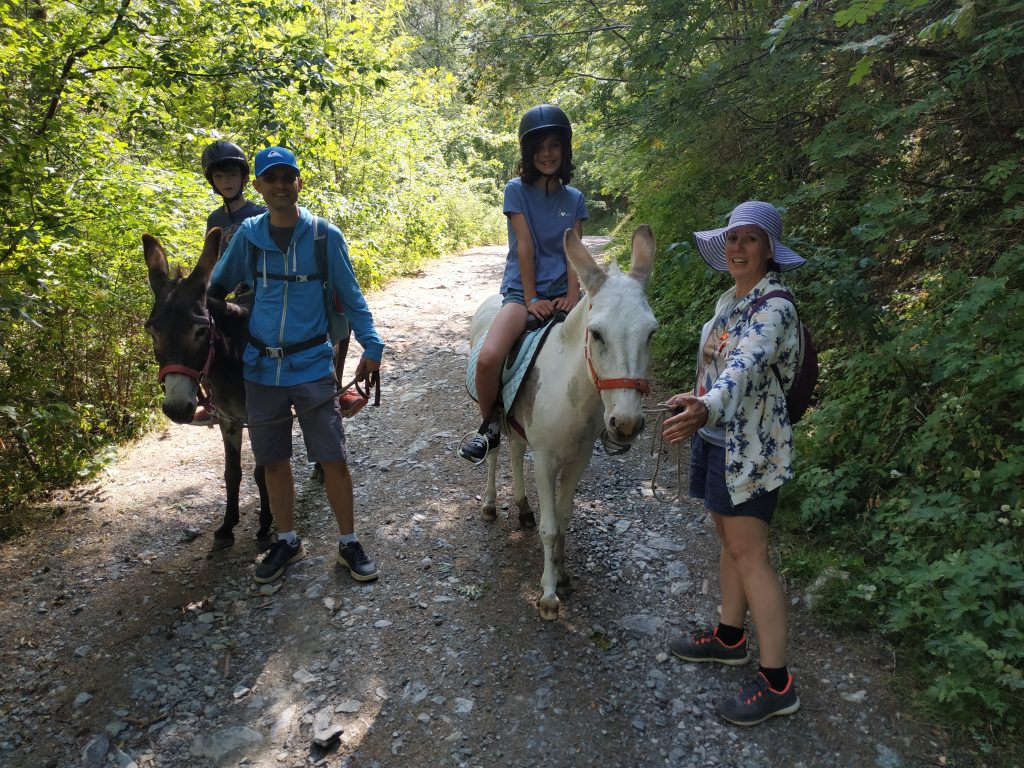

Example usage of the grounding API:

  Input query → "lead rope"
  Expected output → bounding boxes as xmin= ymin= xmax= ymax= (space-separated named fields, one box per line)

xmin=644 ymin=405 xmax=685 ymax=504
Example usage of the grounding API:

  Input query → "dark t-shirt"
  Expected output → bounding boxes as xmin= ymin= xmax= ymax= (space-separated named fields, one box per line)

xmin=268 ymin=224 xmax=295 ymax=255
xmin=206 ymin=200 xmax=266 ymax=254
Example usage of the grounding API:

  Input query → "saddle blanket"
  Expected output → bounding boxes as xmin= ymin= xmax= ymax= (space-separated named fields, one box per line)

xmin=466 ymin=314 xmax=565 ymax=412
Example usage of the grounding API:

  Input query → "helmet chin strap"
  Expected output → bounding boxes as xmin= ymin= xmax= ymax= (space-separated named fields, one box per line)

xmin=212 ymin=185 xmax=245 ymax=218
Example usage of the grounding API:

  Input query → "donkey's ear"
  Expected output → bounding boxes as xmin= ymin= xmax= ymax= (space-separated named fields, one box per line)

xmin=628 ymin=225 xmax=656 ymax=288
xmin=142 ymin=234 xmax=169 ymax=294
xmin=564 ymin=229 xmax=607 ymax=296
xmin=188 ymin=228 xmax=223 ymax=288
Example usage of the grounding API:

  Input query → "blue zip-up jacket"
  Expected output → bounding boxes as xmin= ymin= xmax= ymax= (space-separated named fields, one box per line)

xmin=210 ymin=207 xmax=385 ymax=387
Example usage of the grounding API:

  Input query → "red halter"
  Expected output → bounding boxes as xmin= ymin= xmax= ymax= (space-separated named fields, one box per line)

xmin=157 ymin=318 xmax=217 ymax=408
xmin=584 ymin=326 xmax=651 ymax=395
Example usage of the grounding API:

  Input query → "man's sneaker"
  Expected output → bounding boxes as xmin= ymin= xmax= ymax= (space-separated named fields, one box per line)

xmin=337 ymin=541 xmax=379 ymax=582
xmin=668 ymin=629 xmax=752 ymax=666
xmin=458 ymin=431 xmax=499 ymax=464
xmin=190 ymin=405 xmax=217 ymax=427
xmin=254 ymin=538 xmax=306 ymax=584
xmin=339 ymin=387 xmax=368 ymax=418
xmin=716 ymin=672 xmax=800 ymax=726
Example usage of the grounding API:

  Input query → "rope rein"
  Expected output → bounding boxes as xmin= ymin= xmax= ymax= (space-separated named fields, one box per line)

xmin=644 ymin=404 xmax=686 ymax=504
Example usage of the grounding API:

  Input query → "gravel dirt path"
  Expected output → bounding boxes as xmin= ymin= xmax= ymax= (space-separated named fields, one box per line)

xmin=1 ymin=240 xmax=951 ymax=768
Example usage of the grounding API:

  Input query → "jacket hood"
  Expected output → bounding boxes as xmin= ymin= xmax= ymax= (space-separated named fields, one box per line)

xmin=241 ymin=206 xmax=314 ymax=250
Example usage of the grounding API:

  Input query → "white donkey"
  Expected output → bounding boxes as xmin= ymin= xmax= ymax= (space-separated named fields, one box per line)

xmin=469 ymin=226 xmax=657 ymax=619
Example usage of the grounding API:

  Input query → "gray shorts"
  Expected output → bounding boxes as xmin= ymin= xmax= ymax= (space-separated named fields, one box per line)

xmin=245 ymin=376 xmax=346 ymax=465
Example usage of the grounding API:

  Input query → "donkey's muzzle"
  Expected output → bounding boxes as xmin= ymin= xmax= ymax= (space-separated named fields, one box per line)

xmin=606 ymin=413 xmax=645 ymax=445
xmin=163 ymin=400 xmax=197 ymax=425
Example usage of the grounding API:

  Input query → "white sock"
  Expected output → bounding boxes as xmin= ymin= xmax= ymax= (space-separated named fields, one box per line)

xmin=339 ymin=533 xmax=358 ymax=545
xmin=278 ymin=531 xmax=298 ymax=545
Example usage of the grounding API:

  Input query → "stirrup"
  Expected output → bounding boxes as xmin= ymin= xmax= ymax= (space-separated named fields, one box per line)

xmin=458 ymin=430 xmax=496 ymax=465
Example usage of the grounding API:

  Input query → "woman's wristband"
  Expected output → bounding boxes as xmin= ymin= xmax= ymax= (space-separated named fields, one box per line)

xmin=528 ymin=297 xmax=541 ymax=305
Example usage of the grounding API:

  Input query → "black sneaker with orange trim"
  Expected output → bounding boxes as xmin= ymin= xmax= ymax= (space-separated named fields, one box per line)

xmin=668 ymin=628 xmax=752 ymax=666
xmin=716 ymin=672 xmax=800 ymax=726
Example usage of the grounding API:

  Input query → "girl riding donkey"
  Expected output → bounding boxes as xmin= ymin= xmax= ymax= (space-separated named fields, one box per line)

xmin=459 ymin=104 xmax=589 ymax=462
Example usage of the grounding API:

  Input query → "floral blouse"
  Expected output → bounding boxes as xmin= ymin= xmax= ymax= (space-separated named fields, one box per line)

xmin=695 ymin=273 xmax=801 ymax=505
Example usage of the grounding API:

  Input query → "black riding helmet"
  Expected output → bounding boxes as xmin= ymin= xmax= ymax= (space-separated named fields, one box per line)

xmin=201 ymin=140 xmax=250 ymax=185
xmin=518 ymin=104 xmax=572 ymax=145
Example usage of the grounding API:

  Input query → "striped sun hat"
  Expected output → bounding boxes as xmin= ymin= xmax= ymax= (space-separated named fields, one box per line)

xmin=693 ymin=200 xmax=806 ymax=273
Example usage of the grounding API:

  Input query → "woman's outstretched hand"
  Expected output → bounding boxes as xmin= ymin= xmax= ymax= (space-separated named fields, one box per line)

xmin=662 ymin=393 xmax=709 ymax=445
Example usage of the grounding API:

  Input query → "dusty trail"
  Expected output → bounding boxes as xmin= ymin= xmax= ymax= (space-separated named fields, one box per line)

xmin=0 ymin=240 xmax=942 ymax=768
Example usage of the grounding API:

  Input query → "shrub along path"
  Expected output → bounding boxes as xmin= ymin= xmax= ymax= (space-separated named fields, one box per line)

xmin=0 ymin=240 xmax=955 ymax=767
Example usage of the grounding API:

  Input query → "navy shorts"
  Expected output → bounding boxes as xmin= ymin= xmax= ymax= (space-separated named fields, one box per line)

xmin=245 ymin=376 xmax=346 ymax=466
xmin=689 ymin=432 xmax=778 ymax=523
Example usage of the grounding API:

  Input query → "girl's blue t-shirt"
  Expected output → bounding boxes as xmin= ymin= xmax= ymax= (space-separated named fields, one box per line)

xmin=500 ymin=177 xmax=589 ymax=296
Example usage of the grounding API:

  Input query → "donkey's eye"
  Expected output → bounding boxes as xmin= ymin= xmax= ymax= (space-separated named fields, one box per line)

xmin=194 ymin=325 xmax=209 ymax=342
xmin=591 ymin=330 xmax=604 ymax=345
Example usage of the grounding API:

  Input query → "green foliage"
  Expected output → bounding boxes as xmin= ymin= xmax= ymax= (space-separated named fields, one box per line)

xmin=0 ymin=0 xmax=507 ymax=531
xmin=3 ymin=0 xmax=1023 ymax=750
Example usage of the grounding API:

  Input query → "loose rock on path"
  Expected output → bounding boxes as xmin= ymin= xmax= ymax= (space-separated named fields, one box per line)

xmin=0 ymin=239 xmax=947 ymax=767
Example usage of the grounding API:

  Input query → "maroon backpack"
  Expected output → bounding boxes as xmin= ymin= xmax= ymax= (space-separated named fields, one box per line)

xmin=745 ymin=290 xmax=818 ymax=424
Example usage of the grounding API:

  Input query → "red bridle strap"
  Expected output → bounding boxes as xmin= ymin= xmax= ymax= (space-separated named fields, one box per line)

xmin=156 ymin=319 xmax=217 ymax=407
xmin=585 ymin=327 xmax=651 ymax=394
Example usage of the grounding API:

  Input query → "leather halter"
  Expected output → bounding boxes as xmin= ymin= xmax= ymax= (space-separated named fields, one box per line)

xmin=157 ymin=317 xmax=217 ymax=408
xmin=585 ymin=326 xmax=651 ymax=394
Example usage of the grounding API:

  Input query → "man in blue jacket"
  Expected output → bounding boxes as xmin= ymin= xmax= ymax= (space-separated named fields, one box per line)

xmin=210 ymin=146 xmax=384 ymax=584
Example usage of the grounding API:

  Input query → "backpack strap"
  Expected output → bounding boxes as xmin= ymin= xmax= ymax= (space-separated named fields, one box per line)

xmin=245 ymin=218 xmax=335 ymax=357
xmin=312 ymin=215 xmax=328 ymax=281
xmin=249 ymin=220 xmax=328 ymax=286
xmin=743 ymin=289 xmax=801 ymax=391
xmin=744 ymin=289 xmax=795 ymax=318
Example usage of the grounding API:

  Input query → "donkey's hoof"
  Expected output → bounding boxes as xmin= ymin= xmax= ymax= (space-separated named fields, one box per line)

xmin=211 ymin=530 xmax=235 ymax=550
xmin=537 ymin=595 xmax=560 ymax=621
xmin=481 ymin=503 xmax=497 ymax=521
xmin=255 ymin=532 xmax=275 ymax=552
xmin=518 ymin=510 xmax=536 ymax=528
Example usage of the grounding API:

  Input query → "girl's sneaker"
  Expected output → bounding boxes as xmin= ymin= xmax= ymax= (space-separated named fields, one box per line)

xmin=458 ymin=430 xmax=499 ymax=464
xmin=716 ymin=672 xmax=800 ymax=726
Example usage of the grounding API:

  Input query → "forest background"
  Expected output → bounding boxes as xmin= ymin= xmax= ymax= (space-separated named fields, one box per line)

xmin=1 ymin=0 xmax=1021 ymax=759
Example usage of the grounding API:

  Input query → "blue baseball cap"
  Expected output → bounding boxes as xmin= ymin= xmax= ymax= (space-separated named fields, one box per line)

xmin=254 ymin=146 xmax=300 ymax=177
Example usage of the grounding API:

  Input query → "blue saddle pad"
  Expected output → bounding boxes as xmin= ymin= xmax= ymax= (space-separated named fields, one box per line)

xmin=466 ymin=315 xmax=564 ymax=411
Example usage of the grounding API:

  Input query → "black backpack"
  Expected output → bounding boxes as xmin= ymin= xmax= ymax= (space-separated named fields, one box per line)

xmin=745 ymin=290 xmax=818 ymax=424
